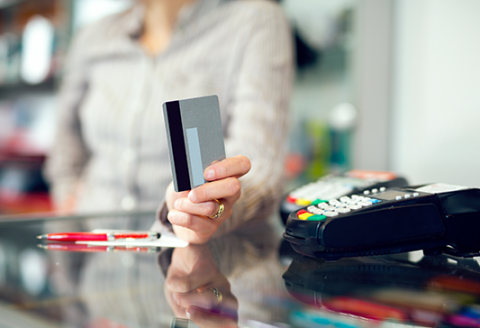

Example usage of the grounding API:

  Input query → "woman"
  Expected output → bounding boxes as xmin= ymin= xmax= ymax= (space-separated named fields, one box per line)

xmin=45 ymin=0 xmax=294 ymax=243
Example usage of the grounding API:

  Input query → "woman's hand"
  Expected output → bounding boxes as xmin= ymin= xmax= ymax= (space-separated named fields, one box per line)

xmin=166 ymin=155 xmax=251 ymax=244
xmin=165 ymin=245 xmax=239 ymax=328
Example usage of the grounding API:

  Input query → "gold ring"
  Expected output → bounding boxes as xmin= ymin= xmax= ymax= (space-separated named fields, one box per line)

xmin=209 ymin=287 xmax=223 ymax=304
xmin=208 ymin=199 xmax=224 ymax=219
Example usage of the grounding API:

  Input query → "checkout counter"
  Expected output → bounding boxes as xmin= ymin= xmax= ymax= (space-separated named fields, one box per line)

xmin=1 ymin=210 xmax=480 ymax=328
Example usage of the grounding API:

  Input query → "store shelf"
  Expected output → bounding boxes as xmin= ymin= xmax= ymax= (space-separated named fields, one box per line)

xmin=0 ymin=0 xmax=25 ymax=9
xmin=0 ymin=79 xmax=56 ymax=96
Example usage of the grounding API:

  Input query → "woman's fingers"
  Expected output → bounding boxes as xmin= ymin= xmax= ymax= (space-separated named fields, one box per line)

xmin=187 ymin=306 xmax=238 ymax=328
xmin=173 ymin=288 xmax=237 ymax=312
xmin=165 ymin=156 xmax=251 ymax=244
xmin=172 ymin=290 xmax=218 ymax=310
xmin=166 ymin=181 xmax=190 ymax=211
xmin=174 ymin=197 xmax=223 ymax=218
xmin=203 ymin=155 xmax=251 ymax=181
xmin=168 ymin=209 xmax=218 ymax=231
xmin=188 ymin=178 xmax=241 ymax=203
xmin=169 ymin=184 xmax=237 ymax=243
xmin=167 ymin=273 xmax=213 ymax=294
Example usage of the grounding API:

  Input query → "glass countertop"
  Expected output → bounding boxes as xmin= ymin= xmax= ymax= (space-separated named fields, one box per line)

xmin=1 ymin=212 xmax=479 ymax=328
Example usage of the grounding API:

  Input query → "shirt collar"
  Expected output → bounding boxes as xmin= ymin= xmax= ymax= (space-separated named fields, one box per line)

xmin=123 ymin=4 xmax=144 ymax=38
xmin=177 ymin=0 xmax=225 ymax=30
xmin=122 ymin=0 xmax=226 ymax=37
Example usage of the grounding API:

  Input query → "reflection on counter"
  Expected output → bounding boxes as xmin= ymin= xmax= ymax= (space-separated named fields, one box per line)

xmin=70 ymin=221 xmax=286 ymax=328
xmin=283 ymin=245 xmax=480 ymax=327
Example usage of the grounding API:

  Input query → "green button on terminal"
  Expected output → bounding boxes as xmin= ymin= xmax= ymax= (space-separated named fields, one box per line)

xmin=307 ymin=215 xmax=327 ymax=221
xmin=311 ymin=199 xmax=328 ymax=206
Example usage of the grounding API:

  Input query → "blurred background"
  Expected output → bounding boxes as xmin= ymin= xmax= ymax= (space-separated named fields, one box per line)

xmin=0 ymin=0 xmax=479 ymax=215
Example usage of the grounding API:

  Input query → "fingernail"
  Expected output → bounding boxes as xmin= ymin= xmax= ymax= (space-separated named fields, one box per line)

xmin=186 ymin=307 xmax=194 ymax=319
xmin=172 ymin=293 xmax=180 ymax=305
xmin=174 ymin=199 xmax=182 ymax=209
xmin=188 ymin=190 xmax=197 ymax=202
xmin=205 ymin=169 xmax=215 ymax=180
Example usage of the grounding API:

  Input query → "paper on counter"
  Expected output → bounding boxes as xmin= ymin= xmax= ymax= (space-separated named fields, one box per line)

xmin=82 ymin=229 xmax=189 ymax=248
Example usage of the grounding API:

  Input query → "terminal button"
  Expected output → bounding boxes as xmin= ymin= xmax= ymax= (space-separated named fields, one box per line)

xmin=312 ymin=199 xmax=328 ymax=205
xmin=307 ymin=215 xmax=326 ymax=221
xmin=295 ymin=199 xmax=311 ymax=206
xmin=324 ymin=211 xmax=339 ymax=217
xmin=298 ymin=212 xmax=314 ymax=220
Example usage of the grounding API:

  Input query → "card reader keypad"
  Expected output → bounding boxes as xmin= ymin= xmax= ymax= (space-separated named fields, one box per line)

xmin=295 ymin=188 xmax=425 ymax=221
xmin=286 ymin=176 xmax=384 ymax=207
xmin=297 ymin=195 xmax=382 ymax=221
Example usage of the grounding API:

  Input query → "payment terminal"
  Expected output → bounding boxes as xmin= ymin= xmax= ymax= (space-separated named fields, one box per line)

xmin=284 ymin=183 xmax=480 ymax=260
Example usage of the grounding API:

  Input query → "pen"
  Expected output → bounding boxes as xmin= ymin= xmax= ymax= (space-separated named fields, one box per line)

xmin=38 ymin=243 xmax=159 ymax=253
xmin=36 ymin=231 xmax=161 ymax=242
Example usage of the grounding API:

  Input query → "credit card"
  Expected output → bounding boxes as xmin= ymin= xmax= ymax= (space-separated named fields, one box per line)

xmin=163 ymin=95 xmax=226 ymax=192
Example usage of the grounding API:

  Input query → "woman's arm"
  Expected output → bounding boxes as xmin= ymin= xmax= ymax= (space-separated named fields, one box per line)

xmin=162 ymin=4 xmax=294 ymax=243
xmin=215 ymin=5 xmax=295 ymax=234
xmin=44 ymin=27 xmax=92 ymax=211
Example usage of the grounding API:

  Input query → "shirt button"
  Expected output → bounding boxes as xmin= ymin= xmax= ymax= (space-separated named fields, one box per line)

xmin=121 ymin=196 xmax=136 ymax=211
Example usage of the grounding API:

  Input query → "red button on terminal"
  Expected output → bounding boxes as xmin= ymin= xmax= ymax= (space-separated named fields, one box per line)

xmin=287 ymin=195 xmax=297 ymax=203
xmin=297 ymin=209 xmax=308 ymax=218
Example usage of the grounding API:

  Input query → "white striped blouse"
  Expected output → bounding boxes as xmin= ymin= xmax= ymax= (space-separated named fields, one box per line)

xmin=45 ymin=0 xmax=294 ymax=234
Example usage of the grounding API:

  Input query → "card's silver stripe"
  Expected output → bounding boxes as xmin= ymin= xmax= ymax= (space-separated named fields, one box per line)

xmin=186 ymin=128 xmax=204 ymax=187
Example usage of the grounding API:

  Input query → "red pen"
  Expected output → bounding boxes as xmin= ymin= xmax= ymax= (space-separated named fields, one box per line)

xmin=36 ymin=231 xmax=161 ymax=242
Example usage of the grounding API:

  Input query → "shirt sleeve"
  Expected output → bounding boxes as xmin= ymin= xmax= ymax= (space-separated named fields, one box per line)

xmin=43 ymin=27 xmax=91 ymax=206
xmin=216 ymin=6 xmax=295 ymax=235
